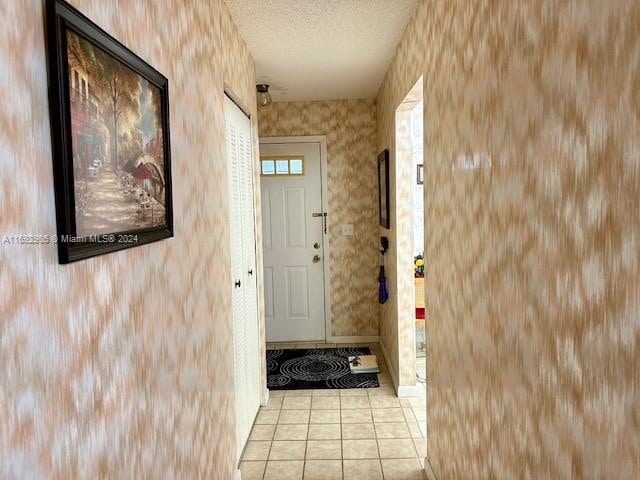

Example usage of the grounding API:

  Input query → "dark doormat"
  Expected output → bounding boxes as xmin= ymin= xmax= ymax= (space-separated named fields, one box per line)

xmin=267 ymin=347 xmax=380 ymax=390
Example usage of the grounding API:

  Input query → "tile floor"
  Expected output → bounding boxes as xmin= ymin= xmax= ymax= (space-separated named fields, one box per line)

xmin=240 ymin=342 xmax=427 ymax=480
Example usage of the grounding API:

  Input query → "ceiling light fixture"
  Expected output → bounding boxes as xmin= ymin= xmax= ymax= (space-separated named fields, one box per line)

xmin=256 ymin=84 xmax=272 ymax=109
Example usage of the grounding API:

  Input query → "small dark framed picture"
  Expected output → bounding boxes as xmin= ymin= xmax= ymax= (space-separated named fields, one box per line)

xmin=46 ymin=0 xmax=173 ymax=263
xmin=417 ymin=164 xmax=424 ymax=185
xmin=378 ymin=149 xmax=390 ymax=228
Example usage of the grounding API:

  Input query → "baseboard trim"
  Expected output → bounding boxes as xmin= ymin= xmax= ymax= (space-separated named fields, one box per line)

xmin=424 ymin=458 xmax=437 ymax=480
xmin=328 ymin=335 xmax=379 ymax=343
xmin=378 ymin=339 xmax=398 ymax=389
xmin=261 ymin=387 xmax=270 ymax=406
xmin=397 ymin=384 xmax=419 ymax=397
xmin=378 ymin=339 xmax=417 ymax=397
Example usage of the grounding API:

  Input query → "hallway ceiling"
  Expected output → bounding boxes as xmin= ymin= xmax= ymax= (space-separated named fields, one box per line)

xmin=225 ymin=0 xmax=418 ymax=102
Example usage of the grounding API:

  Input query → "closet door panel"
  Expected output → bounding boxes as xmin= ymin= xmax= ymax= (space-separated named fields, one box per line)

xmin=225 ymin=96 xmax=247 ymax=462
xmin=239 ymin=118 xmax=261 ymax=412
xmin=224 ymin=95 xmax=260 ymax=464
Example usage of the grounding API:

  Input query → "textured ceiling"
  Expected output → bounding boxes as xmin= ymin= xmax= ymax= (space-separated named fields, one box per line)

xmin=225 ymin=0 xmax=418 ymax=101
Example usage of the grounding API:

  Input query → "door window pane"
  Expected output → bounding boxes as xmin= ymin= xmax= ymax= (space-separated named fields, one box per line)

xmin=261 ymin=159 xmax=275 ymax=175
xmin=275 ymin=160 xmax=289 ymax=174
xmin=289 ymin=159 xmax=303 ymax=175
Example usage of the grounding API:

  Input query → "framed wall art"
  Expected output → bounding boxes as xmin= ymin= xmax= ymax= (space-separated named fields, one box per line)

xmin=378 ymin=149 xmax=390 ymax=228
xmin=46 ymin=0 xmax=173 ymax=263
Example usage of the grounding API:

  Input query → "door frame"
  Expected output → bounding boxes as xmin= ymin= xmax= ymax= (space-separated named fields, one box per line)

xmin=259 ymin=135 xmax=332 ymax=342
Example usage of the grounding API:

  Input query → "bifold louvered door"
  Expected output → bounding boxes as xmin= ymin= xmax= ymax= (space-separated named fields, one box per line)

xmin=224 ymin=95 xmax=260 ymax=464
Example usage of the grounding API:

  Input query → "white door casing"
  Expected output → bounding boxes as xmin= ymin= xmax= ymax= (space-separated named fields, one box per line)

xmin=260 ymin=139 xmax=329 ymax=342
xmin=224 ymin=95 xmax=260 ymax=464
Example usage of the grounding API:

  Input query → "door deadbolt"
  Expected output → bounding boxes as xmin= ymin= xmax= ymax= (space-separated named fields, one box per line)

xmin=313 ymin=254 xmax=321 ymax=263
xmin=314 ymin=242 xmax=320 ymax=249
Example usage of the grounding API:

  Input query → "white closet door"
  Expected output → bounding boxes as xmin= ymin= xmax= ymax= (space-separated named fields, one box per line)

xmin=239 ymin=114 xmax=261 ymax=413
xmin=224 ymin=95 xmax=260 ymax=465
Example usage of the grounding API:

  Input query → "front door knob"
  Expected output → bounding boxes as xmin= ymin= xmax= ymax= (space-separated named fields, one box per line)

xmin=313 ymin=254 xmax=321 ymax=263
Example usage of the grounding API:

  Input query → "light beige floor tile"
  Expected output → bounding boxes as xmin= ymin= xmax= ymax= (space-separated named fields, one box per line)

xmin=413 ymin=393 xmax=425 ymax=401
xmin=341 ymin=408 xmax=372 ymax=424
xmin=282 ymin=396 xmax=311 ymax=410
xmin=278 ymin=409 xmax=310 ymax=424
xmin=377 ymin=438 xmax=417 ymax=459
xmin=377 ymin=374 xmax=393 ymax=385
xmin=263 ymin=460 xmax=304 ymax=480
xmin=418 ymin=421 xmax=427 ymax=437
xmin=407 ymin=422 xmax=423 ymax=439
xmin=303 ymin=459 xmax=342 ymax=480
xmin=249 ymin=424 xmax=276 ymax=441
xmin=263 ymin=396 xmax=283 ymax=410
xmin=305 ymin=439 xmax=342 ymax=459
xmin=269 ymin=390 xmax=286 ymax=398
xmin=372 ymin=408 xmax=405 ymax=423
xmin=268 ymin=440 xmax=306 ymax=460
xmin=240 ymin=461 xmax=266 ymax=480
xmin=411 ymin=407 xmax=426 ymax=421
xmin=310 ymin=409 xmax=340 ymax=424
xmin=368 ymin=385 xmax=396 ymax=396
xmin=256 ymin=409 xmax=280 ymax=425
xmin=274 ymin=423 xmax=308 ymax=441
xmin=343 ymin=459 xmax=383 ymax=480
xmin=312 ymin=389 xmax=340 ymax=397
xmin=312 ymin=396 xmax=340 ymax=409
xmin=399 ymin=398 xmax=413 ymax=407
xmin=380 ymin=458 xmax=425 ymax=480
xmin=402 ymin=407 xmax=417 ymax=422
xmin=340 ymin=388 xmax=368 ymax=397
xmin=308 ymin=423 xmax=341 ymax=440
xmin=413 ymin=437 xmax=427 ymax=458
xmin=340 ymin=396 xmax=370 ymax=409
xmin=284 ymin=389 xmax=314 ymax=397
xmin=369 ymin=396 xmax=400 ymax=409
xmin=374 ymin=422 xmax=410 ymax=439
xmin=243 ymin=441 xmax=271 ymax=461
xmin=342 ymin=423 xmax=376 ymax=439
xmin=342 ymin=439 xmax=379 ymax=459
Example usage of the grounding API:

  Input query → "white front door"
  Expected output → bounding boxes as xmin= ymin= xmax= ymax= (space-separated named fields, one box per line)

xmin=260 ymin=141 xmax=326 ymax=342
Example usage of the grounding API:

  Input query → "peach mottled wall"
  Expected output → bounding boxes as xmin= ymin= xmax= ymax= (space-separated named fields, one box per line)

xmin=378 ymin=0 xmax=639 ymax=478
xmin=258 ymin=100 xmax=380 ymax=338
xmin=0 ymin=0 xmax=263 ymax=478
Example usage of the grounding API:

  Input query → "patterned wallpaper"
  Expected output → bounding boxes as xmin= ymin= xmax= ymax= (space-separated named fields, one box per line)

xmin=0 ymin=1 xmax=263 ymax=478
xmin=378 ymin=0 xmax=640 ymax=477
xmin=258 ymin=100 xmax=380 ymax=338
